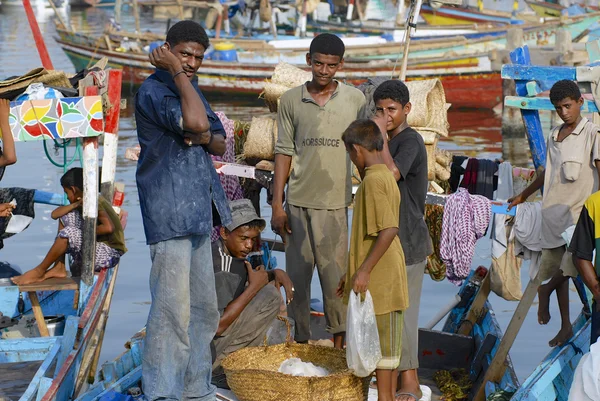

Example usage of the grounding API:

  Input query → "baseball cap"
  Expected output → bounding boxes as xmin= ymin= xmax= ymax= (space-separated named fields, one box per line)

xmin=225 ymin=199 xmax=266 ymax=232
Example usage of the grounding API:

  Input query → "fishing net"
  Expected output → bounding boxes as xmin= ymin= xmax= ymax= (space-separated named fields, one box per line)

xmin=433 ymin=369 xmax=472 ymax=401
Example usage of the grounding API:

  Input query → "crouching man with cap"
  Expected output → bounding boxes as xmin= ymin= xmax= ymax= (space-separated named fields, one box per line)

xmin=211 ymin=199 xmax=294 ymax=388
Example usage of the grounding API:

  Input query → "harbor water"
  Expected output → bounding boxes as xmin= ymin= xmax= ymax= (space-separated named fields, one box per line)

xmin=0 ymin=1 xmax=584 ymax=384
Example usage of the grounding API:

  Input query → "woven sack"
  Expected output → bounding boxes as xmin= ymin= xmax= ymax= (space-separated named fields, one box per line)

xmin=261 ymin=82 xmax=291 ymax=113
xmin=416 ymin=128 xmax=439 ymax=181
xmin=0 ymin=68 xmax=73 ymax=97
xmin=404 ymin=79 xmax=449 ymax=136
xmin=295 ymin=0 xmax=321 ymax=13
xmin=243 ymin=115 xmax=278 ymax=161
xmin=223 ymin=342 xmax=370 ymax=401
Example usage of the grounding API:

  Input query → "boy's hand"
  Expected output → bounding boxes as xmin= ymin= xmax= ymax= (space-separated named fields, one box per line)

xmin=0 ymin=99 xmax=11 ymax=122
xmin=0 ymin=202 xmax=14 ymax=217
xmin=336 ymin=273 xmax=346 ymax=298
xmin=273 ymin=269 xmax=294 ymax=304
xmin=149 ymin=45 xmax=183 ymax=76
xmin=372 ymin=107 xmax=390 ymax=140
xmin=352 ymin=268 xmax=370 ymax=294
xmin=271 ymin=207 xmax=291 ymax=243
xmin=507 ymin=193 xmax=525 ymax=211
xmin=246 ymin=261 xmax=269 ymax=291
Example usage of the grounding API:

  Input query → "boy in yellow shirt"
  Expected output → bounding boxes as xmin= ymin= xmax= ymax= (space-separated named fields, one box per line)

xmin=337 ymin=119 xmax=409 ymax=401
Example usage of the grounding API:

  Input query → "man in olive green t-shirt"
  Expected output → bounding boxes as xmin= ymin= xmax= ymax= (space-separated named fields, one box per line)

xmin=271 ymin=33 xmax=366 ymax=348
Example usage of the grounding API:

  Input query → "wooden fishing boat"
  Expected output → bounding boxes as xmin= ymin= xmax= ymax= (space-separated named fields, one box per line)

xmin=55 ymin=34 xmax=502 ymax=108
xmin=0 ymin=67 xmax=126 ymax=401
xmin=69 ymin=0 xmax=114 ymax=8
xmin=419 ymin=4 xmax=528 ymax=25
xmin=525 ymin=0 xmax=564 ymax=18
xmin=71 ymin=268 xmax=521 ymax=401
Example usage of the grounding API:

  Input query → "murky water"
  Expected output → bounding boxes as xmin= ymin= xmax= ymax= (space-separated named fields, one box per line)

xmin=0 ymin=1 xmax=585 ymax=384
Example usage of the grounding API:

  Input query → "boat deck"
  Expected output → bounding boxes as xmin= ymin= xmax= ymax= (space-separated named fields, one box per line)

xmin=0 ymin=361 xmax=43 ymax=400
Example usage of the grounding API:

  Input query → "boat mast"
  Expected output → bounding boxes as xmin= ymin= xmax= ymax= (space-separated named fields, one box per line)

xmin=395 ymin=0 xmax=423 ymax=81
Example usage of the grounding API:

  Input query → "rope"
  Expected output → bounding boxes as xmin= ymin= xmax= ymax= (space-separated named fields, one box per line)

xmin=86 ymin=37 xmax=105 ymax=69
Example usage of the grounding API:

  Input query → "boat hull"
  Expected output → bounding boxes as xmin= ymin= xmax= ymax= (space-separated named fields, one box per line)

xmin=525 ymin=1 xmax=564 ymax=18
xmin=57 ymin=40 xmax=502 ymax=109
xmin=420 ymin=4 xmax=519 ymax=25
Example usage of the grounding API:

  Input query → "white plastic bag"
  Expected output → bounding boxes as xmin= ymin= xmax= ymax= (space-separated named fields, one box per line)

xmin=346 ymin=290 xmax=382 ymax=377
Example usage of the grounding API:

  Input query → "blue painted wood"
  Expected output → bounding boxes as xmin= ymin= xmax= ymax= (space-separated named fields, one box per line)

xmin=55 ymin=316 xmax=79 ymax=377
xmin=526 ymin=81 xmax=543 ymax=97
xmin=586 ymin=39 xmax=600 ymax=63
xmin=0 ymin=285 xmax=19 ymax=317
xmin=21 ymin=290 xmax=77 ymax=319
xmin=510 ymin=46 xmax=547 ymax=170
xmin=20 ymin=341 xmax=61 ymax=401
xmin=33 ymin=191 xmax=65 ymax=206
xmin=36 ymin=377 xmax=53 ymax=401
xmin=101 ymin=361 xmax=118 ymax=385
xmin=502 ymin=64 xmax=577 ymax=89
xmin=130 ymin=341 xmax=143 ymax=367
xmin=121 ymin=349 xmax=134 ymax=375
xmin=505 ymin=96 xmax=599 ymax=113
xmin=512 ymin=316 xmax=590 ymax=400
xmin=73 ymin=383 xmax=106 ymax=401
xmin=90 ymin=366 xmax=142 ymax=401
xmin=0 ymin=337 xmax=57 ymax=363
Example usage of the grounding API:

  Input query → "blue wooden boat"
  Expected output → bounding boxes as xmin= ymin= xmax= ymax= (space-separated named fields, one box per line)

xmin=0 ymin=69 xmax=125 ymax=401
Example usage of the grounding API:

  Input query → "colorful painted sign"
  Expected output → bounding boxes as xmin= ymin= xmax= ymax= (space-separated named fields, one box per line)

xmin=6 ymin=96 xmax=104 ymax=142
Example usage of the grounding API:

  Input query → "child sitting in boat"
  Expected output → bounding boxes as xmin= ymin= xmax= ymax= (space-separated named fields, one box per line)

xmin=12 ymin=167 xmax=126 ymax=285
xmin=0 ymin=99 xmax=18 ymax=217
xmin=509 ymin=79 xmax=600 ymax=347
xmin=337 ymin=119 xmax=408 ymax=401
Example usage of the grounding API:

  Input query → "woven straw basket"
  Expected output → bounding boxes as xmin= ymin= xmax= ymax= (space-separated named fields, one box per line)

xmin=0 ymin=68 xmax=73 ymax=96
xmin=222 ymin=342 xmax=370 ymax=401
xmin=243 ymin=114 xmax=278 ymax=161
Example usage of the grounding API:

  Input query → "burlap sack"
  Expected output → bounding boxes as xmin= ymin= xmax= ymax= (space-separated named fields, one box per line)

xmin=243 ymin=114 xmax=278 ymax=161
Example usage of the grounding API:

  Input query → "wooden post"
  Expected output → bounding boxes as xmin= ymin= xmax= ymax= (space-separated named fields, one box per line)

xmin=177 ymin=0 xmax=185 ymax=19
xmin=472 ymin=277 xmax=541 ymax=401
xmin=81 ymin=137 xmax=99 ymax=288
xmin=22 ymin=0 xmax=54 ymax=70
xmin=100 ymin=70 xmax=123 ymax=201
xmin=215 ymin=11 xmax=223 ymax=39
xmin=132 ymin=0 xmax=141 ymax=34
xmin=29 ymin=292 xmax=50 ymax=337
xmin=48 ymin=0 xmax=70 ymax=33
xmin=501 ymin=28 xmax=528 ymax=167
xmin=114 ymin=0 xmax=123 ymax=25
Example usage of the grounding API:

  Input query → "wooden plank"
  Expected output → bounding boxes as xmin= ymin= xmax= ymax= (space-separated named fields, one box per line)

xmin=100 ymin=69 xmax=123 ymax=201
xmin=458 ymin=272 xmax=491 ymax=335
xmin=501 ymin=64 xmax=577 ymax=83
xmin=92 ymin=366 xmax=142 ymax=400
xmin=18 ymin=277 xmax=79 ymax=292
xmin=29 ymin=292 xmax=49 ymax=337
xmin=469 ymin=333 xmax=498 ymax=382
xmin=472 ymin=277 xmax=541 ymax=401
xmin=505 ymin=96 xmax=600 ymax=112
xmin=36 ymin=377 xmax=53 ymax=401
xmin=20 ymin=341 xmax=62 ymax=401
xmin=55 ymin=316 xmax=79 ymax=378
xmin=418 ymin=328 xmax=474 ymax=370
xmin=511 ymin=45 xmax=547 ymax=171
xmin=78 ymin=270 xmax=108 ymax=331
xmin=586 ymin=38 xmax=600 ymax=63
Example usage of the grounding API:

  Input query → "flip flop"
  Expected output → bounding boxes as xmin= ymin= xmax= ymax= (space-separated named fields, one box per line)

xmin=395 ymin=392 xmax=418 ymax=401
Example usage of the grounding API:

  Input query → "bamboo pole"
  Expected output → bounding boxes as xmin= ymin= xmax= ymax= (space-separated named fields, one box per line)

xmin=396 ymin=0 xmax=422 ymax=81
xmin=48 ymin=0 xmax=71 ymax=33
xmin=114 ymin=0 xmax=123 ymax=25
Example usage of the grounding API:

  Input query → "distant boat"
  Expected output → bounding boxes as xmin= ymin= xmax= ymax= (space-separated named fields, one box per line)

xmin=525 ymin=0 xmax=565 ymax=17
xmin=69 ymin=0 xmax=114 ymax=8
xmin=420 ymin=4 xmax=528 ymax=25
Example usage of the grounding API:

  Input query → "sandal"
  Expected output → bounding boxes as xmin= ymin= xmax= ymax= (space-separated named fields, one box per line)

xmin=395 ymin=392 xmax=418 ymax=401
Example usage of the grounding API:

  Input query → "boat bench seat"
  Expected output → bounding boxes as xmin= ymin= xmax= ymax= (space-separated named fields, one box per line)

xmin=18 ymin=277 xmax=80 ymax=337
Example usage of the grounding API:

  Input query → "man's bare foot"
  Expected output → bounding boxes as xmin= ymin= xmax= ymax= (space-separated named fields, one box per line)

xmin=537 ymin=285 xmax=552 ymax=325
xmin=548 ymin=325 xmax=573 ymax=347
xmin=11 ymin=268 xmax=46 ymax=285
xmin=43 ymin=262 xmax=67 ymax=280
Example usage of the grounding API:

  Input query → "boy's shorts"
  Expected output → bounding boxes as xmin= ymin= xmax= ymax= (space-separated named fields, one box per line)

xmin=375 ymin=311 xmax=404 ymax=370
xmin=538 ymin=245 xmax=578 ymax=282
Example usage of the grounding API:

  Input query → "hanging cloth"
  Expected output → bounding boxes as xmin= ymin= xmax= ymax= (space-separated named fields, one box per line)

xmin=440 ymin=188 xmax=491 ymax=286
xmin=449 ymin=155 xmax=468 ymax=192
xmin=476 ymin=159 xmax=497 ymax=200
xmin=0 ymin=188 xmax=35 ymax=250
xmin=513 ymin=201 xmax=543 ymax=280
xmin=459 ymin=158 xmax=478 ymax=194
